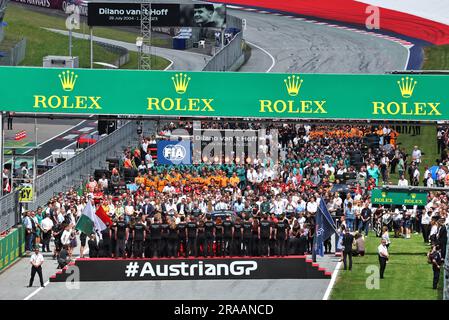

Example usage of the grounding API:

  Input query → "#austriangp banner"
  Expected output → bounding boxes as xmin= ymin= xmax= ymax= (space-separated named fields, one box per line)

xmin=0 ymin=66 xmax=449 ymax=121
xmin=49 ymin=256 xmax=330 ymax=282
xmin=87 ymin=2 xmax=227 ymax=27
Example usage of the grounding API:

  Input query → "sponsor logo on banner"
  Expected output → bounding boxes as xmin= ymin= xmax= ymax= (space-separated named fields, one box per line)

xmin=372 ymin=77 xmax=442 ymax=117
xmin=146 ymin=73 xmax=215 ymax=114
xmin=32 ymin=70 xmax=103 ymax=111
xmin=157 ymin=140 xmax=191 ymax=165
xmin=125 ymin=260 xmax=258 ymax=278
xmin=12 ymin=0 xmax=88 ymax=16
xmin=258 ymin=74 xmax=328 ymax=115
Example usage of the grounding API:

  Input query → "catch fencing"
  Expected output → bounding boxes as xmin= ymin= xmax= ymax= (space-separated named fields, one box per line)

xmin=0 ymin=121 xmax=137 ymax=233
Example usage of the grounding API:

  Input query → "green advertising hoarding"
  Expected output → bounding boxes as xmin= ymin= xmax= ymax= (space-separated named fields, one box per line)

xmin=0 ymin=66 xmax=448 ymax=120
xmin=371 ymin=189 xmax=428 ymax=206
xmin=0 ymin=226 xmax=25 ymax=271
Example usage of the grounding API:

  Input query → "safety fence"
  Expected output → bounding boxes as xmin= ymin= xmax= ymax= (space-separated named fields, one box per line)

xmin=0 ymin=121 xmax=137 ymax=233
xmin=0 ymin=37 xmax=26 ymax=66
xmin=202 ymin=14 xmax=244 ymax=72
xmin=202 ymin=31 xmax=244 ymax=71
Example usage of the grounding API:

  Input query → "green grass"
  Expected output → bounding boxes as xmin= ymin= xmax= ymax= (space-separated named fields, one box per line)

xmin=331 ymin=233 xmax=443 ymax=300
xmin=388 ymin=125 xmax=439 ymax=184
xmin=423 ymin=45 xmax=449 ymax=70
xmin=3 ymin=3 xmax=170 ymax=69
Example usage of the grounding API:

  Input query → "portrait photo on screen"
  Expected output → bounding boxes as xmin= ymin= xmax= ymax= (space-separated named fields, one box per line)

xmin=193 ymin=3 xmax=226 ymax=28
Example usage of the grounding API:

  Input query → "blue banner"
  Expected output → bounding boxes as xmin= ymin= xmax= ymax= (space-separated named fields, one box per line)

xmin=157 ymin=140 xmax=192 ymax=165
xmin=315 ymin=199 xmax=337 ymax=257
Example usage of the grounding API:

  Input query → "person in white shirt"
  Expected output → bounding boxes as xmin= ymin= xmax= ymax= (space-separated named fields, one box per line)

xmin=412 ymin=146 xmax=422 ymax=164
xmin=426 ymin=173 xmax=434 ymax=187
xmin=421 ymin=210 xmax=431 ymax=243
xmin=306 ymin=197 xmax=318 ymax=215
xmin=398 ymin=175 xmax=409 ymax=187
xmin=28 ymin=247 xmax=45 ymax=287
xmin=40 ymin=213 xmax=54 ymax=253
xmin=98 ymin=175 xmax=108 ymax=192
xmin=378 ymin=239 xmax=389 ymax=279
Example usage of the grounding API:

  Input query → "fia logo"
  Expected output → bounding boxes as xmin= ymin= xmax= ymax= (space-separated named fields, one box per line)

xmin=163 ymin=145 xmax=186 ymax=161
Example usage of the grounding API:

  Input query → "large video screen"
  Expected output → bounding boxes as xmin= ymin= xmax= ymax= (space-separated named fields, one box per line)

xmin=87 ymin=2 xmax=226 ymax=28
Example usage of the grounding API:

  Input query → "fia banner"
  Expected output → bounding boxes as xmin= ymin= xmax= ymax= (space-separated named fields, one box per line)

xmin=157 ymin=140 xmax=192 ymax=165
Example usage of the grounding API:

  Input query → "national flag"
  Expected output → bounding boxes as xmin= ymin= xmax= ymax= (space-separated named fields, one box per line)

xmin=314 ymin=199 xmax=337 ymax=257
xmin=75 ymin=201 xmax=112 ymax=236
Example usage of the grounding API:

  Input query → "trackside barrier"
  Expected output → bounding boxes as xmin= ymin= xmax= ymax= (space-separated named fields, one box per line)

xmin=202 ymin=31 xmax=244 ymax=71
xmin=0 ymin=225 xmax=25 ymax=271
xmin=0 ymin=121 xmax=137 ymax=233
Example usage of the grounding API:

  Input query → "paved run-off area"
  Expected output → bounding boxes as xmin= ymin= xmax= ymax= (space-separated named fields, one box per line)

xmin=0 ymin=252 xmax=338 ymax=300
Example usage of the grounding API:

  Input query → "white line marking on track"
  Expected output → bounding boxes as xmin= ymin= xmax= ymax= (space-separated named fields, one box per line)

xmin=323 ymin=261 xmax=341 ymax=300
xmin=24 ymin=280 xmax=50 ymax=300
xmin=245 ymin=40 xmax=276 ymax=72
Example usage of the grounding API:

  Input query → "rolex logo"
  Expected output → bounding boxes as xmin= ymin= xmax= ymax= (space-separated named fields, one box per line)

xmin=58 ymin=70 xmax=78 ymax=92
xmin=172 ymin=73 xmax=191 ymax=94
xmin=397 ymin=77 xmax=417 ymax=98
xmin=284 ymin=75 xmax=303 ymax=97
xmin=411 ymin=193 xmax=416 ymax=199
xmin=382 ymin=192 xmax=387 ymax=197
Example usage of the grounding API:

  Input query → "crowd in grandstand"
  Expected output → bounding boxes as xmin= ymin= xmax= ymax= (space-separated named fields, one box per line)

xmin=18 ymin=122 xmax=448 ymax=264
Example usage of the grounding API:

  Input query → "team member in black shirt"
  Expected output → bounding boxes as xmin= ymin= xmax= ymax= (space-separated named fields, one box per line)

xmin=101 ymin=222 xmax=112 ymax=258
xmin=144 ymin=217 xmax=153 ymax=258
xmin=197 ymin=220 xmax=206 ymax=257
xmin=126 ymin=217 xmax=135 ymax=258
xmin=215 ymin=217 xmax=224 ymax=256
xmin=110 ymin=220 xmax=117 ymax=258
xmin=167 ymin=221 xmax=179 ymax=257
xmin=133 ymin=219 xmax=146 ymax=258
xmin=186 ymin=217 xmax=197 ymax=257
xmin=88 ymin=233 xmax=99 ymax=258
xmin=259 ymin=215 xmax=272 ymax=257
xmin=150 ymin=218 xmax=162 ymax=258
xmin=233 ymin=218 xmax=243 ymax=256
xmin=223 ymin=216 xmax=233 ymax=256
xmin=115 ymin=215 xmax=128 ymax=258
xmin=252 ymin=219 xmax=260 ymax=256
xmin=160 ymin=217 xmax=170 ymax=257
xmin=177 ymin=216 xmax=188 ymax=257
xmin=242 ymin=218 xmax=253 ymax=256
xmin=276 ymin=216 xmax=288 ymax=256
xmin=204 ymin=214 xmax=215 ymax=257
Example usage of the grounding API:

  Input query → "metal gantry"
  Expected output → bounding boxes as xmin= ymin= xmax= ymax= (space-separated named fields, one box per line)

xmin=140 ymin=2 xmax=152 ymax=70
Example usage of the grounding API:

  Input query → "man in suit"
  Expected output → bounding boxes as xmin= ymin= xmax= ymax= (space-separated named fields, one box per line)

xmin=342 ymin=227 xmax=354 ymax=271
xmin=177 ymin=198 xmax=187 ymax=216
xmin=141 ymin=198 xmax=154 ymax=217
xmin=437 ymin=219 xmax=447 ymax=259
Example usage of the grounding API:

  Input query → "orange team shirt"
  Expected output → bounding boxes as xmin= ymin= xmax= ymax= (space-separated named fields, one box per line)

xmin=220 ymin=176 xmax=229 ymax=188
xmin=230 ymin=176 xmax=240 ymax=187
xmin=135 ymin=176 xmax=145 ymax=185
xmin=158 ymin=180 xmax=167 ymax=192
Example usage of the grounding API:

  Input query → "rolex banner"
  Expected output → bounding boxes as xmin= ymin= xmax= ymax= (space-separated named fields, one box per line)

xmin=0 ymin=67 xmax=449 ymax=121
xmin=49 ymin=256 xmax=331 ymax=282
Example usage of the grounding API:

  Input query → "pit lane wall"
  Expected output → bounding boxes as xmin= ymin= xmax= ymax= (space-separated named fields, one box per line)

xmin=0 ymin=225 xmax=25 ymax=272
